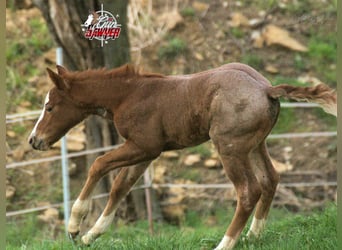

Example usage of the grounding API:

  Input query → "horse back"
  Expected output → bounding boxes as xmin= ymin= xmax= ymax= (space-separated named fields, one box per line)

xmin=113 ymin=64 xmax=277 ymax=152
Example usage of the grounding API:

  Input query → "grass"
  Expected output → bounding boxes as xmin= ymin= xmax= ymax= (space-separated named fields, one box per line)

xmin=308 ymin=37 xmax=336 ymax=62
xmin=180 ymin=7 xmax=196 ymax=17
xmin=293 ymin=53 xmax=306 ymax=71
xmin=158 ymin=37 xmax=188 ymax=60
xmin=230 ymin=27 xmax=245 ymax=39
xmin=185 ymin=143 xmax=212 ymax=158
xmin=237 ymin=205 xmax=336 ymax=249
xmin=306 ymin=34 xmax=336 ymax=84
xmin=11 ymin=124 xmax=27 ymax=136
xmin=241 ymin=54 xmax=264 ymax=71
xmin=311 ymin=108 xmax=337 ymax=130
xmin=6 ymin=13 xmax=53 ymax=113
xmin=6 ymin=204 xmax=336 ymax=250
xmin=272 ymin=108 xmax=297 ymax=134
xmin=171 ymin=167 xmax=203 ymax=182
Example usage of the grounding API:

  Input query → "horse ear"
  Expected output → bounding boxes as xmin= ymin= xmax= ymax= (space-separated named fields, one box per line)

xmin=56 ymin=65 xmax=68 ymax=76
xmin=46 ymin=67 xmax=70 ymax=91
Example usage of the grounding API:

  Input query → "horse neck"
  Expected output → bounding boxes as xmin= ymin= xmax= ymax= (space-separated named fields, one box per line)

xmin=70 ymin=75 xmax=137 ymax=111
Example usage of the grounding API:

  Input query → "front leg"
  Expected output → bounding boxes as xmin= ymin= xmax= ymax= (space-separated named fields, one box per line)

xmin=68 ymin=141 xmax=158 ymax=240
xmin=68 ymin=198 xmax=92 ymax=239
xmin=81 ymin=162 xmax=150 ymax=244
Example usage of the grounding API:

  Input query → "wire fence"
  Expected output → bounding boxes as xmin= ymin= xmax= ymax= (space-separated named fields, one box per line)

xmin=6 ymin=181 xmax=337 ymax=217
xmin=6 ymin=110 xmax=42 ymax=124
xmin=6 ymin=103 xmax=337 ymax=218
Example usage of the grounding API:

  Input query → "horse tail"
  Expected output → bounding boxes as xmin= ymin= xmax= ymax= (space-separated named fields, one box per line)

xmin=266 ymin=83 xmax=337 ymax=116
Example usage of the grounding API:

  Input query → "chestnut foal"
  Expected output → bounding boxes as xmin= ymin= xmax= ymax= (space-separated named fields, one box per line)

xmin=29 ymin=63 xmax=336 ymax=249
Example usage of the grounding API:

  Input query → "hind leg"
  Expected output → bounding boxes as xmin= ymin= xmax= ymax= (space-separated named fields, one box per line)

xmin=213 ymin=144 xmax=261 ymax=250
xmin=247 ymin=141 xmax=279 ymax=238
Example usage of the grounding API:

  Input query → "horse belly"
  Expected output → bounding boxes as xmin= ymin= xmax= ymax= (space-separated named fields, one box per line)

xmin=162 ymin=113 xmax=210 ymax=151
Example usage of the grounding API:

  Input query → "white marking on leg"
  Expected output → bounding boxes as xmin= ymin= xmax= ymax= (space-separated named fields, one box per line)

xmin=30 ymin=91 xmax=50 ymax=137
xmin=68 ymin=198 xmax=91 ymax=233
xmin=214 ymin=235 xmax=236 ymax=250
xmin=82 ymin=209 xmax=116 ymax=245
xmin=247 ymin=216 xmax=266 ymax=238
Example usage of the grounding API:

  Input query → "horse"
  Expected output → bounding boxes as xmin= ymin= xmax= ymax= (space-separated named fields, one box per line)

xmin=28 ymin=63 xmax=336 ymax=249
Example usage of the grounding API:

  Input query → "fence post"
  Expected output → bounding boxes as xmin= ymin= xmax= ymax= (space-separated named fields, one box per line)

xmin=56 ymin=47 xmax=70 ymax=236
xmin=144 ymin=168 xmax=154 ymax=235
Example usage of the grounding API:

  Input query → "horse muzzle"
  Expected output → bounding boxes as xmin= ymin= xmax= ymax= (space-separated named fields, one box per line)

xmin=28 ymin=134 xmax=50 ymax=151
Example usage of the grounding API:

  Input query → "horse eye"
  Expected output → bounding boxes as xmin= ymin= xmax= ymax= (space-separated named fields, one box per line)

xmin=46 ymin=106 xmax=53 ymax=113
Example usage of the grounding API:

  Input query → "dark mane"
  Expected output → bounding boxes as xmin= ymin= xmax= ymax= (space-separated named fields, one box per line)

xmin=65 ymin=64 xmax=164 ymax=81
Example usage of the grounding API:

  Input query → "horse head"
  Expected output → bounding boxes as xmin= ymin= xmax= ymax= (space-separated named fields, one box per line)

xmin=28 ymin=66 xmax=87 ymax=151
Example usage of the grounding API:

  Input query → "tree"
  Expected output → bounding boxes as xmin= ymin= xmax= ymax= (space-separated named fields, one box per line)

xmin=33 ymin=0 xmax=147 ymax=232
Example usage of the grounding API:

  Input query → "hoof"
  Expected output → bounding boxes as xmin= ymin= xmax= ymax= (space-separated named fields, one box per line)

xmin=246 ymin=230 xmax=260 ymax=239
xmin=68 ymin=231 xmax=80 ymax=241
xmin=81 ymin=233 xmax=95 ymax=246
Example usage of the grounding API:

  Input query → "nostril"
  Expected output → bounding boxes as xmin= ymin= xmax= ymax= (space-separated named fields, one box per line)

xmin=29 ymin=136 xmax=34 ymax=145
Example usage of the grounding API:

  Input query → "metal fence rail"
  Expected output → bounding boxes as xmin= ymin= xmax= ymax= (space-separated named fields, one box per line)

xmin=6 ymin=131 xmax=337 ymax=170
xmin=6 ymin=110 xmax=42 ymax=124
xmin=6 ymin=145 xmax=119 ymax=169
xmin=6 ymin=180 xmax=337 ymax=217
